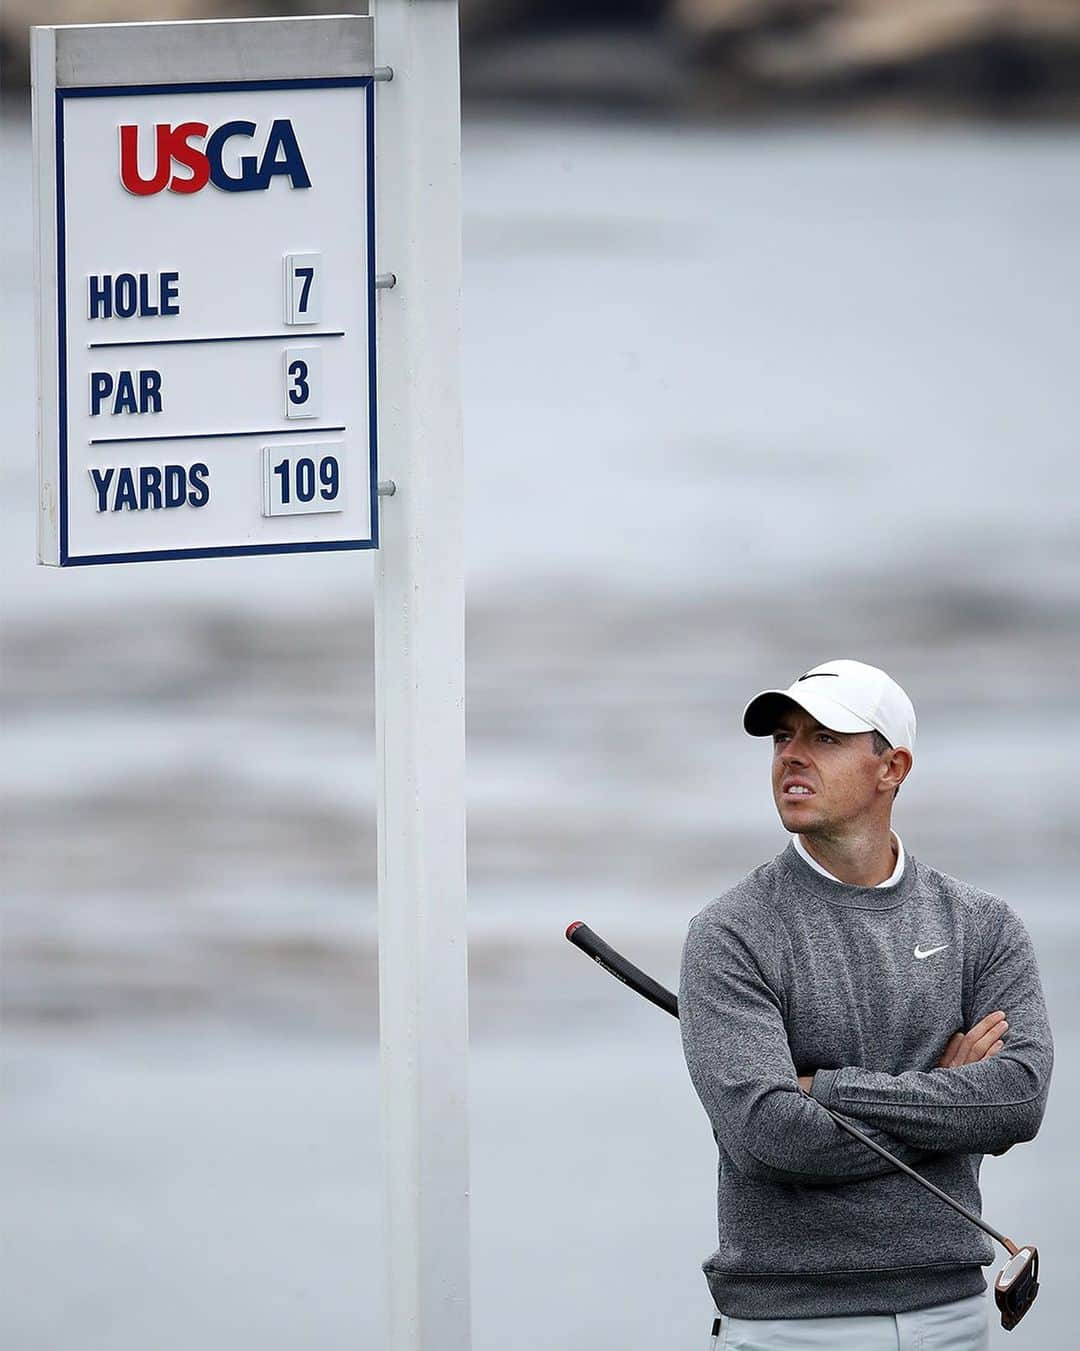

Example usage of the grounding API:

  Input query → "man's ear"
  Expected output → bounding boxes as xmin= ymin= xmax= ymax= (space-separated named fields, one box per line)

xmin=881 ymin=746 xmax=912 ymax=793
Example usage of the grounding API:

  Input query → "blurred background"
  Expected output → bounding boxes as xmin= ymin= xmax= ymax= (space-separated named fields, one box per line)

xmin=2 ymin=2 xmax=1078 ymax=1348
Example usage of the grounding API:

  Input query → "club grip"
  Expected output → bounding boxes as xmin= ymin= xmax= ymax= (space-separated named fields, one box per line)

xmin=565 ymin=921 xmax=679 ymax=1018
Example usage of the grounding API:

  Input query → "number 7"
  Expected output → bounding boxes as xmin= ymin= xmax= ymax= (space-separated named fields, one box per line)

xmin=284 ymin=253 xmax=321 ymax=324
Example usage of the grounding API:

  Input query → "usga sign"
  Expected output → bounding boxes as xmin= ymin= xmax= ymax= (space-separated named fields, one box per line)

xmin=119 ymin=119 xmax=311 ymax=195
xmin=32 ymin=18 xmax=377 ymax=566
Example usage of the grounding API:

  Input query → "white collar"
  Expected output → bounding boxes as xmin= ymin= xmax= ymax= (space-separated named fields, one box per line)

xmin=793 ymin=831 xmax=905 ymax=888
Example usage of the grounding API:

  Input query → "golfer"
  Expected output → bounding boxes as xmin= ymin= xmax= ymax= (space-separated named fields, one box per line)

xmin=679 ymin=659 xmax=1054 ymax=1350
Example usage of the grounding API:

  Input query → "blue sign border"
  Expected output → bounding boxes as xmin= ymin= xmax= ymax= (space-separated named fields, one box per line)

xmin=54 ymin=76 xmax=378 ymax=566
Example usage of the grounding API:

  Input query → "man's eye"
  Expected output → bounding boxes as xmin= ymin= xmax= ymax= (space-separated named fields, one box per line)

xmin=817 ymin=733 xmax=835 ymax=742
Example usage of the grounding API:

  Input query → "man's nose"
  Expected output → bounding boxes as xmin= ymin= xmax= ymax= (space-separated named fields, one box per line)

xmin=781 ymin=740 xmax=809 ymax=764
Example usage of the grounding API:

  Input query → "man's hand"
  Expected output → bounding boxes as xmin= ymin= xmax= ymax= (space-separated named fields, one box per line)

xmin=937 ymin=1009 xmax=1008 ymax=1068
xmin=797 ymin=1010 xmax=1008 ymax=1093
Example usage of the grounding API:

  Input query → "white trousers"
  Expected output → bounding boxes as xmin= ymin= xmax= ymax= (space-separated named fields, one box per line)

xmin=710 ymin=1291 xmax=989 ymax=1350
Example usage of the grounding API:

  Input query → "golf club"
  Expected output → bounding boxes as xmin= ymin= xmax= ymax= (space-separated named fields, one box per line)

xmin=565 ymin=920 xmax=1040 ymax=1331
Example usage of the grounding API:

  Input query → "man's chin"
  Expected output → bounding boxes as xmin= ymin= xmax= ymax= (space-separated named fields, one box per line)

xmin=777 ymin=801 xmax=823 ymax=832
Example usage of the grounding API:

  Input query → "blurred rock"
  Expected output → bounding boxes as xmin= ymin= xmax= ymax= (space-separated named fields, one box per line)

xmin=5 ymin=1 xmax=1080 ymax=112
xmin=673 ymin=0 xmax=1080 ymax=109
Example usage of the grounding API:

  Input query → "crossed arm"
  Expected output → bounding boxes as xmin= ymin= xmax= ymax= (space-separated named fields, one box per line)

xmin=796 ymin=1007 xmax=1009 ymax=1093
xmin=679 ymin=900 xmax=1054 ymax=1185
xmin=802 ymin=904 xmax=1054 ymax=1157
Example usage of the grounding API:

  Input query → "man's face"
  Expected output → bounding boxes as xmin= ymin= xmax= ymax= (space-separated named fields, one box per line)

xmin=770 ymin=704 xmax=890 ymax=835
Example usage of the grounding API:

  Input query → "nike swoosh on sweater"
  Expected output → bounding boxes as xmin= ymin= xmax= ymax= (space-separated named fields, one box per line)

xmin=678 ymin=840 xmax=1054 ymax=1320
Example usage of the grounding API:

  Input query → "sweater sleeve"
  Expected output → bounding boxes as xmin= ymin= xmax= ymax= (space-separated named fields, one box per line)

xmin=679 ymin=906 xmax=941 ymax=1186
xmin=810 ymin=900 xmax=1054 ymax=1155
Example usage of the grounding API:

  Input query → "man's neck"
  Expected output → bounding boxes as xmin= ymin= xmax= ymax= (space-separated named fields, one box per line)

xmin=798 ymin=827 xmax=898 ymax=887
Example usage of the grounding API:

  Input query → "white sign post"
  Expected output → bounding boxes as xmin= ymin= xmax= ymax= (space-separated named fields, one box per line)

xmin=32 ymin=10 xmax=471 ymax=1351
xmin=373 ymin=5 xmax=471 ymax=1351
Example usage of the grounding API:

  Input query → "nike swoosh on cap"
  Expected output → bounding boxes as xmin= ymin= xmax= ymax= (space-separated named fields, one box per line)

xmin=914 ymin=943 xmax=951 ymax=959
xmin=797 ymin=672 xmax=840 ymax=681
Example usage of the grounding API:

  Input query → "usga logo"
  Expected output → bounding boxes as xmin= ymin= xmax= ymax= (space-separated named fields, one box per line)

xmin=119 ymin=119 xmax=311 ymax=195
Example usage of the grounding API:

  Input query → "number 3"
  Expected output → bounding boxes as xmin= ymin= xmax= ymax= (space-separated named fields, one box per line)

xmin=283 ymin=346 xmax=321 ymax=419
xmin=287 ymin=359 xmax=309 ymax=405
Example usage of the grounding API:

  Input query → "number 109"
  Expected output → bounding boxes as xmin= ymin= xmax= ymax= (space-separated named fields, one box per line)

xmin=262 ymin=445 xmax=344 ymax=517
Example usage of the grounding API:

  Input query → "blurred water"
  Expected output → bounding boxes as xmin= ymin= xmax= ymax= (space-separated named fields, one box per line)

xmin=2 ymin=112 xmax=1078 ymax=1348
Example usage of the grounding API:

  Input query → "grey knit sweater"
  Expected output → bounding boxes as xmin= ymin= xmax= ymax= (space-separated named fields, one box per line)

xmin=678 ymin=839 xmax=1053 ymax=1319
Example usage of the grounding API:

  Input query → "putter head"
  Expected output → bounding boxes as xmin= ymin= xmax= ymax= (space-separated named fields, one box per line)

xmin=994 ymin=1245 xmax=1039 ymax=1331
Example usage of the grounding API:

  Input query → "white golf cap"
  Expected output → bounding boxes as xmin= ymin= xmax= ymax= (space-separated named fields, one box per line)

xmin=743 ymin=659 xmax=916 ymax=751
